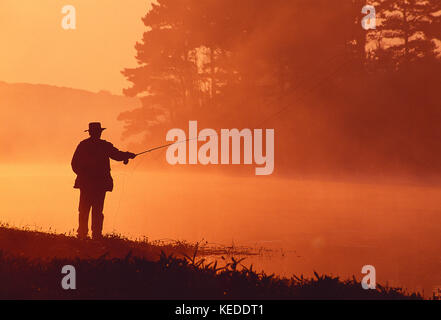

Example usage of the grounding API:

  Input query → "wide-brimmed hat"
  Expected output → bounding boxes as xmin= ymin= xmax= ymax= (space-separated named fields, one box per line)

xmin=85 ymin=122 xmax=106 ymax=132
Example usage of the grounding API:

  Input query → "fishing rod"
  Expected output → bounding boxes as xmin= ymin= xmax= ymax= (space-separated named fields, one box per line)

xmin=133 ymin=133 xmax=218 ymax=158
xmin=123 ymin=141 xmax=175 ymax=164
xmin=135 ymin=142 xmax=175 ymax=156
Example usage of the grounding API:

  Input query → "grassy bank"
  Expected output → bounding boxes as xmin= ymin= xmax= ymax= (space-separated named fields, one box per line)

xmin=0 ymin=226 xmax=421 ymax=299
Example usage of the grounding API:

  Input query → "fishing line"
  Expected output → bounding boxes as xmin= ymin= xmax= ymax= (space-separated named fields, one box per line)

xmin=110 ymin=163 xmax=128 ymax=233
xmin=111 ymin=137 xmax=170 ymax=231
xmin=109 ymin=50 xmax=351 ymax=231
xmin=134 ymin=50 xmax=349 ymax=156
xmin=134 ymin=134 xmax=217 ymax=156
xmin=255 ymin=54 xmax=351 ymax=128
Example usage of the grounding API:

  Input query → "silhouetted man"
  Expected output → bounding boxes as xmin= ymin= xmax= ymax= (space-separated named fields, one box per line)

xmin=71 ymin=122 xmax=136 ymax=240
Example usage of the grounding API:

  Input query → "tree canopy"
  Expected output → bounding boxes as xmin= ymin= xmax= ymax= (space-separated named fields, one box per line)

xmin=120 ymin=0 xmax=441 ymax=179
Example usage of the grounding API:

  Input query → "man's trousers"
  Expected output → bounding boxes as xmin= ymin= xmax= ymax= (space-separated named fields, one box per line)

xmin=77 ymin=188 xmax=106 ymax=239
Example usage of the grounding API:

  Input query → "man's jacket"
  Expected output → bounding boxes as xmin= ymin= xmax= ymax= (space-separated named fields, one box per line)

xmin=71 ymin=138 xmax=130 ymax=192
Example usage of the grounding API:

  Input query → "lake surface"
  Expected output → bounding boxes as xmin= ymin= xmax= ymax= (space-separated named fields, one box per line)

xmin=1 ymin=163 xmax=440 ymax=297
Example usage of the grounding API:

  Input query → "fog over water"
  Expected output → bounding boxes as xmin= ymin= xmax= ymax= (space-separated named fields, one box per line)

xmin=2 ymin=163 xmax=441 ymax=296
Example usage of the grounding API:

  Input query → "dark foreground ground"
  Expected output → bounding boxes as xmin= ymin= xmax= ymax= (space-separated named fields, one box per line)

xmin=0 ymin=226 xmax=422 ymax=299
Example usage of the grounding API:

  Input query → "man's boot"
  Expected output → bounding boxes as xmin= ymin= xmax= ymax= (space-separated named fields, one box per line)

xmin=77 ymin=210 xmax=89 ymax=240
xmin=92 ymin=212 xmax=104 ymax=240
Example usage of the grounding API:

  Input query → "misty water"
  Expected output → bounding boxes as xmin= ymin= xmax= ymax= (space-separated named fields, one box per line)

xmin=1 ymin=163 xmax=441 ymax=297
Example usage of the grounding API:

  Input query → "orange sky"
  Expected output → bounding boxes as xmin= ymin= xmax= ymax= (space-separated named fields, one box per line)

xmin=0 ymin=0 xmax=152 ymax=94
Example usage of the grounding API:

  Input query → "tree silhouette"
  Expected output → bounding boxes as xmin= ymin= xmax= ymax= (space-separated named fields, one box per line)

xmin=371 ymin=0 xmax=440 ymax=68
xmin=121 ymin=0 xmax=367 ymax=142
xmin=119 ymin=0 xmax=441 ymax=178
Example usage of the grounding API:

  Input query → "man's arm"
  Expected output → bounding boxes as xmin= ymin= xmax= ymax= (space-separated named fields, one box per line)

xmin=107 ymin=143 xmax=136 ymax=162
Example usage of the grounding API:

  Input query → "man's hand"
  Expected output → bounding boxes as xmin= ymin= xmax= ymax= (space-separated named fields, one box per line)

xmin=127 ymin=152 xmax=137 ymax=159
xmin=123 ymin=152 xmax=137 ymax=165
